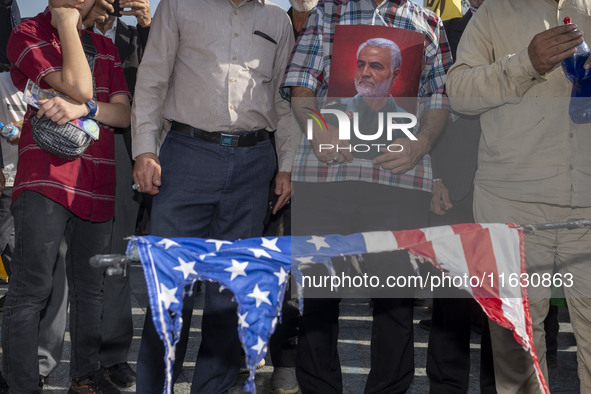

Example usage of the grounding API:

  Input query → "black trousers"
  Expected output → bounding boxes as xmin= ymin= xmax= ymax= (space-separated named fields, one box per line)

xmin=292 ymin=181 xmax=430 ymax=394
xmin=426 ymin=189 xmax=496 ymax=394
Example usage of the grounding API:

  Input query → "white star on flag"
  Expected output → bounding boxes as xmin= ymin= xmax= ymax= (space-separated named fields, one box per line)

xmin=249 ymin=248 xmax=272 ymax=259
xmin=225 ymin=259 xmax=249 ymax=281
xmin=251 ymin=336 xmax=266 ymax=354
xmin=174 ymin=258 xmax=197 ymax=279
xmin=157 ymin=238 xmax=180 ymax=250
xmin=199 ymin=252 xmax=216 ymax=260
xmin=307 ymin=235 xmax=330 ymax=251
xmin=160 ymin=284 xmax=179 ymax=309
xmin=295 ymin=256 xmax=314 ymax=264
xmin=206 ymin=239 xmax=233 ymax=251
xmin=238 ymin=312 xmax=250 ymax=328
xmin=274 ymin=267 xmax=288 ymax=285
xmin=261 ymin=237 xmax=281 ymax=252
xmin=247 ymin=284 xmax=271 ymax=307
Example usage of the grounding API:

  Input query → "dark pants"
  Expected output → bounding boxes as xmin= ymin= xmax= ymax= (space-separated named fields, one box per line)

xmin=135 ymin=130 xmax=276 ymax=394
xmin=100 ymin=133 xmax=140 ymax=368
xmin=3 ymin=188 xmax=69 ymax=378
xmin=2 ymin=191 xmax=111 ymax=393
xmin=269 ymin=280 xmax=299 ymax=368
xmin=292 ymin=181 xmax=430 ymax=394
xmin=426 ymin=190 xmax=496 ymax=394
xmin=427 ymin=296 xmax=496 ymax=394
xmin=0 ymin=186 xmax=13 ymax=271
xmin=37 ymin=238 xmax=68 ymax=378
xmin=265 ymin=186 xmax=298 ymax=369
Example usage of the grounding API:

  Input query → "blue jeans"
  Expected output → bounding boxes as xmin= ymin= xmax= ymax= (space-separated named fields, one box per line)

xmin=2 ymin=191 xmax=111 ymax=393
xmin=136 ymin=130 xmax=276 ymax=394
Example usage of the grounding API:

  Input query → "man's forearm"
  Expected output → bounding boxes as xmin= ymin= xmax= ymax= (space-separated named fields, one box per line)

xmin=418 ymin=108 xmax=449 ymax=155
xmin=56 ymin=24 xmax=93 ymax=102
xmin=290 ymin=86 xmax=317 ymax=129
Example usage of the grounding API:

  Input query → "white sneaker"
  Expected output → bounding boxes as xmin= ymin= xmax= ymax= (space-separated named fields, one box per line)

xmin=270 ymin=367 xmax=299 ymax=394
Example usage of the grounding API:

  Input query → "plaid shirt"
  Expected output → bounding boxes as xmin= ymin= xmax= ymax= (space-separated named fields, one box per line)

xmin=7 ymin=9 xmax=130 ymax=222
xmin=281 ymin=0 xmax=452 ymax=192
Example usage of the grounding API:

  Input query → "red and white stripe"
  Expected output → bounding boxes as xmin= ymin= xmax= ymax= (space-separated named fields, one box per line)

xmin=362 ymin=223 xmax=549 ymax=394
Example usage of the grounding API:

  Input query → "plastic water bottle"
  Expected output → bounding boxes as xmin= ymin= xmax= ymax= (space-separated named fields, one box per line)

xmin=0 ymin=122 xmax=19 ymax=138
xmin=562 ymin=17 xmax=591 ymax=123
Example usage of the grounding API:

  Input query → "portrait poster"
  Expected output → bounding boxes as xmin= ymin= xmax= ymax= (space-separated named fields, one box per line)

xmin=327 ymin=25 xmax=425 ymax=114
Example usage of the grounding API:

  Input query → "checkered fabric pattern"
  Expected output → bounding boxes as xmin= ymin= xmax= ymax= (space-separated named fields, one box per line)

xmin=282 ymin=0 xmax=452 ymax=192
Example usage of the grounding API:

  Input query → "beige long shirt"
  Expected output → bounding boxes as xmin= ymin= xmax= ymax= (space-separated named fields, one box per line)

xmin=131 ymin=0 xmax=295 ymax=172
xmin=447 ymin=0 xmax=591 ymax=207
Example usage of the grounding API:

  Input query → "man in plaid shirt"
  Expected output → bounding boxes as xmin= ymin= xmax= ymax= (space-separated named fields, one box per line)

xmin=281 ymin=0 xmax=452 ymax=392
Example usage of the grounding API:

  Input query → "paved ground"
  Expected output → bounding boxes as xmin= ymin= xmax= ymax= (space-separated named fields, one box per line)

xmin=0 ymin=264 xmax=581 ymax=393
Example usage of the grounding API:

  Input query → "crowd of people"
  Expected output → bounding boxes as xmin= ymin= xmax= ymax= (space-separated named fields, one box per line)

xmin=0 ymin=0 xmax=590 ymax=393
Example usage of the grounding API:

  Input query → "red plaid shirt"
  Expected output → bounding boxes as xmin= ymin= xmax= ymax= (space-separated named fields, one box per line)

xmin=7 ymin=9 xmax=130 ymax=222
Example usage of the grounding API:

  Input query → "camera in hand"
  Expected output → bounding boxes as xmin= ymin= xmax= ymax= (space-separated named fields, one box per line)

xmin=109 ymin=0 xmax=123 ymax=17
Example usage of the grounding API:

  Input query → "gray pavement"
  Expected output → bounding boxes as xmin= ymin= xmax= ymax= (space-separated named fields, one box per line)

xmin=0 ymin=264 xmax=581 ymax=393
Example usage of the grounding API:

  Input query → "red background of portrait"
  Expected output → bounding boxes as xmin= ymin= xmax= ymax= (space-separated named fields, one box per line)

xmin=327 ymin=25 xmax=425 ymax=110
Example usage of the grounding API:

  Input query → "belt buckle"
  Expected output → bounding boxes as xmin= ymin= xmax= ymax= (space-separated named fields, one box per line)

xmin=220 ymin=133 xmax=238 ymax=147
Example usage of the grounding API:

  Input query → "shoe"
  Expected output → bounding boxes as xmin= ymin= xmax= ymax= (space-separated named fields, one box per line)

xmin=68 ymin=371 xmax=121 ymax=394
xmin=105 ymin=362 xmax=136 ymax=388
xmin=418 ymin=319 xmax=432 ymax=331
xmin=239 ymin=358 xmax=265 ymax=374
xmin=270 ymin=367 xmax=299 ymax=394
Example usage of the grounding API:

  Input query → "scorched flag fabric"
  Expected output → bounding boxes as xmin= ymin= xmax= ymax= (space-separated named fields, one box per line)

xmin=127 ymin=222 xmax=549 ymax=394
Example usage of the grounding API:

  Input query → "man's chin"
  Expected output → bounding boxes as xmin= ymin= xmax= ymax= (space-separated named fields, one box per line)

xmin=290 ymin=0 xmax=318 ymax=13
xmin=356 ymin=87 xmax=376 ymax=97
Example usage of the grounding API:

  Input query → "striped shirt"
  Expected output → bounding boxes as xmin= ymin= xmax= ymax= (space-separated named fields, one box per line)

xmin=7 ymin=9 xmax=130 ymax=222
xmin=281 ymin=0 xmax=452 ymax=192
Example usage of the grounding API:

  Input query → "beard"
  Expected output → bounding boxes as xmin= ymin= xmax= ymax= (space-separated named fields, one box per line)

xmin=355 ymin=76 xmax=393 ymax=98
xmin=289 ymin=0 xmax=318 ymax=13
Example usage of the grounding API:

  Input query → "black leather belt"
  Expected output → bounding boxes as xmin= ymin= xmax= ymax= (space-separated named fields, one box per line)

xmin=171 ymin=121 xmax=271 ymax=147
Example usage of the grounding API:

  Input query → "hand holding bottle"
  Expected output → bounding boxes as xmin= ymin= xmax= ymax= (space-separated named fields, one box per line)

xmin=562 ymin=17 xmax=591 ymax=124
xmin=0 ymin=122 xmax=20 ymax=139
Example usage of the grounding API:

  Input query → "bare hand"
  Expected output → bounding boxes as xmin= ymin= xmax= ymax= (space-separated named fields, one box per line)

xmin=310 ymin=123 xmax=353 ymax=164
xmin=7 ymin=130 xmax=20 ymax=144
xmin=273 ymin=171 xmax=292 ymax=214
xmin=3 ymin=120 xmax=21 ymax=144
xmin=132 ymin=152 xmax=161 ymax=195
xmin=528 ymin=24 xmax=584 ymax=75
xmin=83 ymin=0 xmax=113 ymax=27
xmin=373 ymin=137 xmax=428 ymax=174
xmin=430 ymin=180 xmax=453 ymax=216
xmin=120 ymin=0 xmax=151 ymax=27
xmin=49 ymin=4 xmax=82 ymax=30
xmin=37 ymin=97 xmax=88 ymax=125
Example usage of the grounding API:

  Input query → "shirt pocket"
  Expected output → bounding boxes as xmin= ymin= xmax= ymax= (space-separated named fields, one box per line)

xmin=245 ymin=31 xmax=277 ymax=80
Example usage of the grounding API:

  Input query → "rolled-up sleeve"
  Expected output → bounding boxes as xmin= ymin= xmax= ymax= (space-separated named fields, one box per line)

xmin=280 ymin=9 xmax=325 ymax=99
xmin=419 ymin=16 xmax=452 ymax=113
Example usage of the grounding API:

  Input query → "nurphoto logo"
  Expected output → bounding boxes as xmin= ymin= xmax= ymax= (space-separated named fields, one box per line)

xmin=304 ymin=107 xmax=418 ymax=153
